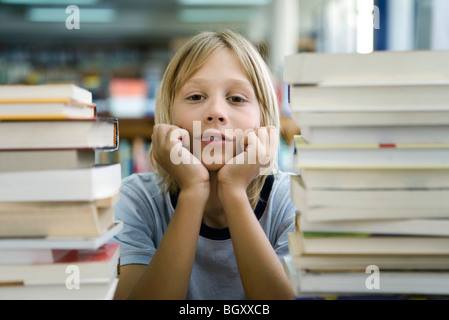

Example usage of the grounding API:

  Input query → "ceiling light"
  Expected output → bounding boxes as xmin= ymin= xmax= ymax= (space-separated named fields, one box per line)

xmin=27 ymin=7 xmax=116 ymax=23
xmin=2 ymin=0 xmax=98 ymax=5
xmin=179 ymin=8 xmax=255 ymax=22
xmin=178 ymin=0 xmax=270 ymax=6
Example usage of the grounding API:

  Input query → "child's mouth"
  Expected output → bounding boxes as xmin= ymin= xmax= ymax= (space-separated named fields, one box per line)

xmin=201 ymin=135 xmax=228 ymax=145
xmin=200 ymin=130 xmax=232 ymax=145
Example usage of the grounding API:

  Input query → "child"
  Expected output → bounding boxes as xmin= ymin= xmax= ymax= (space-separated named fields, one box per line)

xmin=112 ymin=29 xmax=297 ymax=300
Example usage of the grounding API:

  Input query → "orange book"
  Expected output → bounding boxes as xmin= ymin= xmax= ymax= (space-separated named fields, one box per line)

xmin=0 ymin=101 xmax=96 ymax=120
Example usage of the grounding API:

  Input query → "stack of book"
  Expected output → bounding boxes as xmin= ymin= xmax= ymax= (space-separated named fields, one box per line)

xmin=0 ymin=84 xmax=122 ymax=300
xmin=282 ymin=50 xmax=449 ymax=299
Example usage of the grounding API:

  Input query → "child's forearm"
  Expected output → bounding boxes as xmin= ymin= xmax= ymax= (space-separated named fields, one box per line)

xmin=128 ymin=187 xmax=207 ymax=299
xmin=222 ymin=187 xmax=294 ymax=300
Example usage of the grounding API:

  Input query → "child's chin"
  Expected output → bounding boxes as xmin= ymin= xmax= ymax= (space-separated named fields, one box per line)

xmin=200 ymin=153 xmax=234 ymax=172
xmin=202 ymin=162 xmax=225 ymax=172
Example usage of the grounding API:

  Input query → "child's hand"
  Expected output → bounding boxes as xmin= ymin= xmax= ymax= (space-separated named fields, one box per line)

xmin=152 ymin=124 xmax=210 ymax=195
xmin=216 ymin=126 xmax=278 ymax=196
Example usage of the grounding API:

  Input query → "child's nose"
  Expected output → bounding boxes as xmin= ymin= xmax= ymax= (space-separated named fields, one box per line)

xmin=206 ymin=115 xmax=225 ymax=122
xmin=204 ymin=97 xmax=227 ymax=124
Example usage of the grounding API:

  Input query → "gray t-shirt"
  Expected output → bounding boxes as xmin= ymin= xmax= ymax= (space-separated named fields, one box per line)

xmin=112 ymin=171 xmax=297 ymax=300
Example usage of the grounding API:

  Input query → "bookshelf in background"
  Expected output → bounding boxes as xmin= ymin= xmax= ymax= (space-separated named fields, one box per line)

xmin=96 ymin=115 xmax=154 ymax=179
xmin=279 ymin=114 xmax=301 ymax=174
xmin=117 ymin=117 xmax=154 ymax=178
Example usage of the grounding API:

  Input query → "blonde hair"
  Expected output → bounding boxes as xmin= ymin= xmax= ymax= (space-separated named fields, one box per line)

xmin=149 ymin=29 xmax=280 ymax=209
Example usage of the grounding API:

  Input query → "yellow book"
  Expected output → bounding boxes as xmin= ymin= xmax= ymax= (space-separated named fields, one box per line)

xmin=0 ymin=101 xmax=96 ymax=120
xmin=0 ymin=84 xmax=92 ymax=103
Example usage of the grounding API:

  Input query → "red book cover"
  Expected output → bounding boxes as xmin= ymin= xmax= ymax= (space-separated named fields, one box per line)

xmin=56 ymin=243 xmax=119 ymax=264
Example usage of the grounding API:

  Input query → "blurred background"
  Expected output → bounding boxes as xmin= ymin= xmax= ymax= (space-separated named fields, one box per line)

xmin=0 ymin=0 xmax=448 ymax=177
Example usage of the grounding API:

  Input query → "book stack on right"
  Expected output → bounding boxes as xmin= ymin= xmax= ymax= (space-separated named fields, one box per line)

xmin=282 ymin=50 xmax=449 ymax=299
xmin=0 ymin=84 xmax=122 ymax=300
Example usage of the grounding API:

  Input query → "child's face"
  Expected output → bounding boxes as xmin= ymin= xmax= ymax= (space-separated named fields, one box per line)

xmin=171 ymin=48 xmax=261 ymax=171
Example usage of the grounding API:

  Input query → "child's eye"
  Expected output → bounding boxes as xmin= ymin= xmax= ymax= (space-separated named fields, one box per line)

xmin=228 ymin=96 xmax=246 ymax=103
xmin=187 ymin=94 xmax=205 ymax=101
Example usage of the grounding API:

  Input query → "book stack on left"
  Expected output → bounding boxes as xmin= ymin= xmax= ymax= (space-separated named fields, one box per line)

xmin=0 ymin=84 xmax=122 ymax=300
xmin=282 ymin=50 xmax=449 ymax=299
